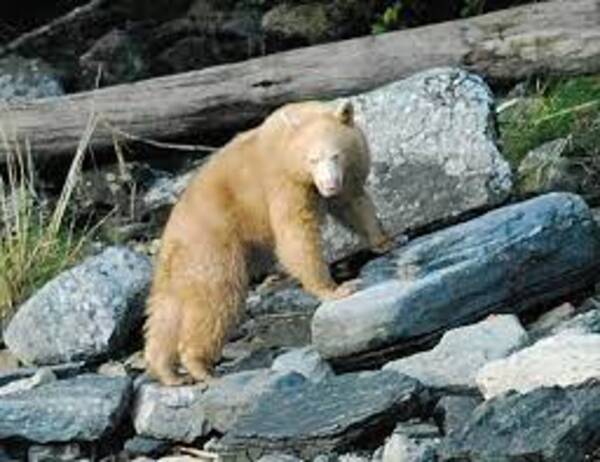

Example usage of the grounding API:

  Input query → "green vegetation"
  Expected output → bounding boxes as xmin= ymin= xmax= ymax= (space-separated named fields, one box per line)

xmin=0 ymin=117 xmax=98 ymax=324
xmin=498 ymin=75 xmax=600 ymax=168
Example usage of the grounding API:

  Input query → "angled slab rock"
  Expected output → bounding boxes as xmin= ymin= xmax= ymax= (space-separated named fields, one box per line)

xmin=383 ymin=315 xmax=527 ymax=390
xmin=476 ymin=332 xmax=600 ymax=399
xmin=0 ymin=374 xmax=131 ymax=443
xmin=439 ymin=384 xmax=600 ymax=461
xmin=5 ymin=246 xmax=152 ymax=365
xmin=313 ymin=193 xmax=600 ymax=367
xmin=324 ymin=67 xmax=512 ymax=260
xmin=217 ymin=370 xmax=428 ymax=459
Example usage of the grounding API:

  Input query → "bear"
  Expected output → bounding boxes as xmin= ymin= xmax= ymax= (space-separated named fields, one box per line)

xmin=144 ymin=100 xmax=390 ymax=386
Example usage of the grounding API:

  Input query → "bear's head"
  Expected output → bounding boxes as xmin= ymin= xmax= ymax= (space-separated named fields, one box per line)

xmin=279 ymin=101 xmax=367 ymax=198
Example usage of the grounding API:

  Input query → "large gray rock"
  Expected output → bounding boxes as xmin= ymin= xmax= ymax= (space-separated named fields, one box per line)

xmin=433 ymin=395 xmax=482 ymax=437
xmin=476 ymin=333 xmax=600 ymax=399
xmin=439 ymin=384 xmax=600 ymax=461
xmin=0 ymin=374 xmax=131 ymax=443
xmin=271 ymin=347 xmax=333 ymax=383
xmin=313 ymin=193 xmax=600 ymax=367
xmin=324 ymin=67 xmax=512 ymax=261
xmin=383 ymin=315 xmax=527 ymax=390
xmin=0 ymin=55 xmax=64 ymax=103
xmin=217 ymin=370 xmax=428 ymax=459
xmin=5 ymin=247 xmax=152 ymax=365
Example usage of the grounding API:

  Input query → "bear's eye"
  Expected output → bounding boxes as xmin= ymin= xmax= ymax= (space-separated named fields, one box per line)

xmin=330 ymin=153 xmax=340 ymax=162
xmin=308 ymin=156 xmax=319 ymax=165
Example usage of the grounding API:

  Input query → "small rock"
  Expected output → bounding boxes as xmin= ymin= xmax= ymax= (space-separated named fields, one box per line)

xmin=439 ymin=384 xmax=600 ymax=461
xmin=383 ymin=315 xmax=527 ymax=390
xmin=0 ymin=368 xmax=56 ymax=397
xmin=97 ymin=361 xmax=128 ymax=377
xmin=258 ymin=454 xmax=304 ymax=462
xmin=433 ymin=395 xmax=482 ymax=436
xmin=218 ymin=371 xmax=428 ymax=459
xmin=477 ymin=333 xmax=600 ymax=399
xmin=133 ymin=381 xmax=209 ymax=443
xmin=124 ymin=436 xmax=172 ymax=459
xmin=0 ymin=55 xmax=64 ymax=103
xmin=0 ymin=362 xmax=85 ymax=388
xmin=0 ymin=374 xmax=131 ymax=443
xmin=271 ymin=347 xmax=333 ymax=383
xmin=551 ymin=304 xmax=600 ymax=336
xmin=383 ymin=433 xmax=438 ymax=462
xmin=28 ymin=444 xmax=82 ymax=462
xmin=528 ymin=302 xmax=576 ymax=339
xmin=4 ymin=246 xmax=152 ymax=365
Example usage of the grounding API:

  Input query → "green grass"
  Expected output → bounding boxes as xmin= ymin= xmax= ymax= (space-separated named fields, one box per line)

xmin=0 ymin=115 xmax=99 ymax=325
xmin=498 ymin=75 xmax=600 ymax=168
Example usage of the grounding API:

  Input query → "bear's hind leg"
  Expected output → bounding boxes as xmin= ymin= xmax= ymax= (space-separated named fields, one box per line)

xmin=178 ymin=244 xmax=248 ymax=384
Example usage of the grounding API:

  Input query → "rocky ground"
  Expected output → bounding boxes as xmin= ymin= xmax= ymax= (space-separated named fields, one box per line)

xmin=1 ymin=63 xmax=600 ymax=462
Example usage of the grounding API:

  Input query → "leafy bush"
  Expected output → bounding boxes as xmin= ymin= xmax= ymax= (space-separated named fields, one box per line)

xmin=499 ymin=76 xmax=600 ymax=168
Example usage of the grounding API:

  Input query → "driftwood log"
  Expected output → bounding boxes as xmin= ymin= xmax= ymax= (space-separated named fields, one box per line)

xmin=1 ymin=0 xmax=599 ymax=163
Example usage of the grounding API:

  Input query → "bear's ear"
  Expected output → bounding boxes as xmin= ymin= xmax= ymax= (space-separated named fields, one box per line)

xmin=335 ymin=100 xmax=354 ymax=126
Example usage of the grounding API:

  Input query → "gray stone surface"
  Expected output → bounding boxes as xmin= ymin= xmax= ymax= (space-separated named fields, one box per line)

xmin=0 ymin=374 xmax=131 ymax=443
xmin=258 ymin=454 xmax=304 ymax=462
xmin=133 ymin=380 xmax=209 ymax=443
xmin=383 ymin=433 xmax=438 ymax=462
xmin=433 ymin=395 xmax=482 ymax=437
xmin=0 ymin=55 xmax=64 ymax=102
xmin=324 ymin=67 xmax=512 ymax=261
xmin=552 ymin=303 xmax=600 ymax=336
xmin=218 ymin=370 xmax=428 ymax=459
xmin=439 ymin=385 xmax=600 ymax=461
xmin=5 ymin=246 xmax=152 ymax=365
xmin=203 ymin=370 xmax=306 ymax=433
xmin=383 ymin=315 xmax=527 ymax=390
xmin=271 ymin=347 xmax=333 ymax=383
xmin=476 ymin=333 xmax=600 ymax=399
xmin=312 ymin=193 xmax=600 ymax=365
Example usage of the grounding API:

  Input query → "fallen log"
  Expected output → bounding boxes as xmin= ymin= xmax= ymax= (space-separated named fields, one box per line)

xmin=1 ymin=0 xmax=599 ymax=163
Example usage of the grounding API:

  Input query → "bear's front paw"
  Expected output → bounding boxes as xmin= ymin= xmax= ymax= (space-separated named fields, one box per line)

xmin=328 ymin=279 xmax=362 ymax=300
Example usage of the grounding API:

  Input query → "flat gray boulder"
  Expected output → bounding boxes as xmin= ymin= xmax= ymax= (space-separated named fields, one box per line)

xmin=439 ymin=384 xmax=600 ymax=461
xmin=0 ymin=374 xmax=131 ymax=443
xmin=313 ymin=193 xmax=600 ymax=367
xmin=217 ymin=370 xmax=428 ymax=459
xmin=476 ymin=332 xmax=600 ymax=399
xmin=5 ymin=246 xmax=152 ymax=365
xmin=383 ymin=315 xmax=527 ymax=390
xmin=324 ymin=67 xmax=512 ymax=260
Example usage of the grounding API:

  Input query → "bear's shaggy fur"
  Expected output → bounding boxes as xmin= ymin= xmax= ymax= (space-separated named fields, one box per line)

xmin=144 ymin=101 xmax=389 ymax=385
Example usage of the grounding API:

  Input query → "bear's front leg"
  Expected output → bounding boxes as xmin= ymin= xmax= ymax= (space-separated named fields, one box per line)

xmin=270 ymin=191 xmax=353 ymax=300
xmin=331 ymin=187 xmax=393 ymax=254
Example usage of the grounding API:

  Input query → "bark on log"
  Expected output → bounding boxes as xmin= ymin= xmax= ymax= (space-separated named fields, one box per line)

xmin=1 ymin=0 xmax=599 ymax=163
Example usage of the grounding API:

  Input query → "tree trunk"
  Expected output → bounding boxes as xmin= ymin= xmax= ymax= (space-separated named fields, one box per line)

xmin=1 ymin=0 xmax=599 ymax=163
